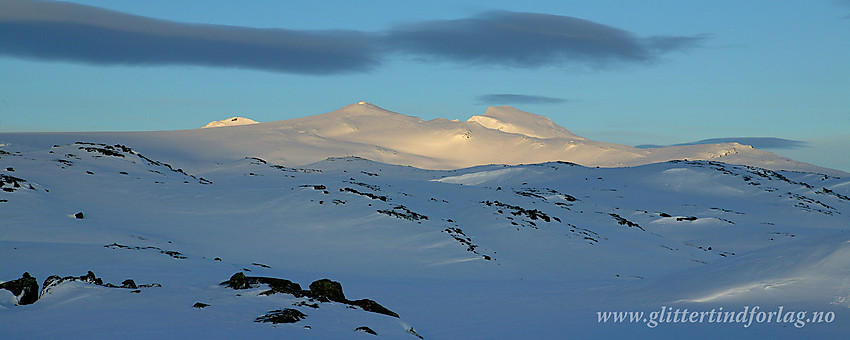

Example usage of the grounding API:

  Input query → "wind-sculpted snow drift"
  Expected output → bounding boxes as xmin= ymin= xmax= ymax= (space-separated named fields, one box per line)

xmin=1 ymin=104 xmax=849 ymax=338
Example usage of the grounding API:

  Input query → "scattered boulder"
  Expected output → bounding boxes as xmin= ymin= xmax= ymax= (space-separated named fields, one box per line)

xmin=225 ymin=272 xmax=250 ymax=290
xmin=121 ymin=279 xmax=137 ymax=289
xmin=0 ymin=272 xmax=39 ymax=305
xmin=193 ymin=302 xmax=209 ymax=309
xmin=309 ymin=279 xmax=346 ymax=303
xmin=74 ymin=212 xmax=85 ymax=219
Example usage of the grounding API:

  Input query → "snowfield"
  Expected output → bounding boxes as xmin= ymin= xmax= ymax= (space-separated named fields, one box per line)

xmin=1 ymin=104 xmax=848 ymax=339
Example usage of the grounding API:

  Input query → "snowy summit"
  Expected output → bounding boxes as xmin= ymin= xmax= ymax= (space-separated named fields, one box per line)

xmin=177 ymin=103 xmax=841 ymax=175
xmin=202 ymin=117 xmax=259 ymax=128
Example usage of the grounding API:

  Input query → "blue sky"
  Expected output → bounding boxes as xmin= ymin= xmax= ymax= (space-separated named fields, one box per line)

xmin=1 ymin=0 xmax=848 ymax=171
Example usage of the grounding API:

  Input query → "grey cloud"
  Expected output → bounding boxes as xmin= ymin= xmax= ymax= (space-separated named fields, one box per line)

xmin=476 ymin=94 xmax=567 ymax=105
xmin=384 ymin=11 xmax=706 ymax=68
xmin=636 ymin=137 xmax=810 ymax=150
xmin=0 ymin=1 xmax=707 ymax=74
xmin=0 ymin=0 xmax=381 ymax=74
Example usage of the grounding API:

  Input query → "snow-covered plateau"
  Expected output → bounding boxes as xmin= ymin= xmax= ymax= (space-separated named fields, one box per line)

xmin=1 ymin=103 xmax=848 ymax=339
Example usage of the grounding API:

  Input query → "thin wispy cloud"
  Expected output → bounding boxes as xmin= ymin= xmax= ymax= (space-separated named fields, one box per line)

xmin=0 ymin=1 xmax=707 ymax=74
xmin=476 ymin=94 xmax=567 ymax=105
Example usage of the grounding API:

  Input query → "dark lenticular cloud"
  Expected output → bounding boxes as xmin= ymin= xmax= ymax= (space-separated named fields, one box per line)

xmin=477 ymin=94 xmax=567 ymax=105
xmin=384 ymin=11 xmax=705 ymax=68
xmin=636 ymin=137 xmax=810 ymax=150
xmin=0 ymin=0 xmax=381 ymax=74
xmin=0 ymin=1 xmax=707 ymax=74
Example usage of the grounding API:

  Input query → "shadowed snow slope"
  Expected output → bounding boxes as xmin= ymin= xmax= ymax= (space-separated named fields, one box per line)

xmin=1 ymin=145 xmax=848 ymax=338
xmin=0 ymin=102 xmax=843 ymax=176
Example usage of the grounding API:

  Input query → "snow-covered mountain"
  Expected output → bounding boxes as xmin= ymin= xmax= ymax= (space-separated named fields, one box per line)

xmin=2 ymin=102 xmax=843 ymax=176
xmin=1 ymin=104 xmax=848 ymax=338
xmin=202 ymin=116 xmax=259 ymax=128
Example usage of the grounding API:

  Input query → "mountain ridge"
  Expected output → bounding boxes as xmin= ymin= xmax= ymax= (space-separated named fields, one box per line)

xmin=1 ymin=103 xmax=844 ymax=176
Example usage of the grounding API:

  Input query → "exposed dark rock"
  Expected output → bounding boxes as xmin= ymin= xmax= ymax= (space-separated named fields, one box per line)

xmin=483 ymin=200 xmax=551 ymax=224
xmin=817 ymin=187 xmax=850 ymax=201
xmin=346 ymin=180 xmax=381 ymax=191
xmin=224 ymin=273 xmax=399 ymax=318
xmin=80 ymin=271 xmax=103 ymax=285
xmin=355 ymin=326 xmax=377 ymax=335
xmin=0 ymin=272 xmax=39 ymax=305
xmin=309 ymin=279 xmax=346 ymax=303
xmin=104 ymin=243 xmax=187 ymax=259
xmin=407 ymin=327 xmax=424 ymax=339
xmin=41 ymin=271 xmax=155 ymax=295
xmin=377 ymin=205 xmax=428 ymax=221
xmin=41 ymin=275 xmax=62 ymax=293
xmin=255 ymin=308 xmax=307 ymax=324
xmin=221 ymin=272 xmax=305 ymax=296
xmin=350 ymin=299 xmax=399 ymax=318
xmin=247 ymin=156 xmax=268 ymax=164
xmin=341 ymin=187 xmax=387 ymax=201
xmin=609 ymin=213 xmax=644 ymax=231
xmin=442 ymin=226 xmax=495 ymax=260
xmin=193 ymin=302 xmax=209 ymax=309
xmin=676 ymin=216 xmax=698 ymax=221
xmin=1 ymin=174 xmax=29 ymax=192
xmin=225 ymin=272 xmax=250 ymax=290
xmin=257 ymin=277 xmax=303 ymax=297
xmin=294 ymin=300 xmax=319 ymax=309
xmin=74 ymin=212 xmax=85 ymax=219
xmin=79 ymin=145 xmax=125 ymax=158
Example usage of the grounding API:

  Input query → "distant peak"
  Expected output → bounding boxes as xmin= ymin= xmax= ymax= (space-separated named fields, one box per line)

xmin=330 ymin=102 xmax=411 ymax=118
xmin=349 ymin=101 xmax=381 ymax=109
xmin=202 ymin=116 xmax=259 ymax=129
xmin=468 ymin=106 xmax=584 ymax=140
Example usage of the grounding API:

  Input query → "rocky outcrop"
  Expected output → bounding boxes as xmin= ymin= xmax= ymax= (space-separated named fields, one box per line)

xmin=41 ymin=271 xmax=159 ymax=297
xmin=222 ymin=273 xmax=399 ymax=318
xmin=254 ymin=308 xmax=306 ymax=324
xmin=0 ymin=272 xmax=39 ymax=305
xmin=308 ymin=278 xmax=346 ymax=302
